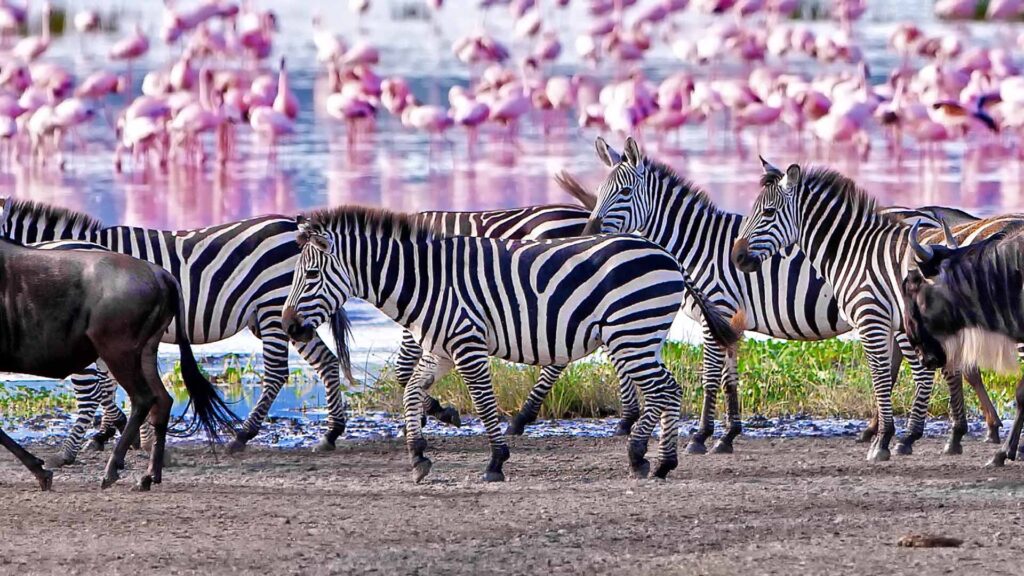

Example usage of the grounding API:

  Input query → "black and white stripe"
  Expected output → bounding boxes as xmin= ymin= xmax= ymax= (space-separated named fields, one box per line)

xmin=0 ymin=200 xmax=351 ymax=460
xmin=732 ymin=161 xmax=1020 ymax=460
xmin=283 ymin=206 xmax=738 ymax=481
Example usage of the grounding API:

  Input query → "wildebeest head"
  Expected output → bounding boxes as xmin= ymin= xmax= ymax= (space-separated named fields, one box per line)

xmin=902 ymin=269 xmax=956 ymax=370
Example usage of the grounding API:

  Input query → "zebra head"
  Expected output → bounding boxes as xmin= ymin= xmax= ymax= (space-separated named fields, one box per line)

xmin=283 ymin=216 xmax=353 ymax=344
xmin=582 ymin=136 xmax=650 ymax=235
xmin=732 ymin=158 xmax=801 ymax=273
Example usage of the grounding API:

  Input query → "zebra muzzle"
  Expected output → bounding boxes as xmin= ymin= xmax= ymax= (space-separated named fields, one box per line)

xmin=282 ymin=308 xmax=315 ymax=342
xmin=731 ymin=238 xmax=759 ymax=273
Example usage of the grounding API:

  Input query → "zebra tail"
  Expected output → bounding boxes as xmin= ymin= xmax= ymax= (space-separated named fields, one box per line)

xmin=680 ymin=270 xmax=741 ymax=349
xmin=331 ymin=307 xmax=354 ymax=388
xmin=168 ymin=281 xmax=241 ymax=442
xmin=554 ymin=170 xmax=597 ymax=210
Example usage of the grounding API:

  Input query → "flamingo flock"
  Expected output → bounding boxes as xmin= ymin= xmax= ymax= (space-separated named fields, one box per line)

xmin=0 ymin=0 xmax=1017 ymax=176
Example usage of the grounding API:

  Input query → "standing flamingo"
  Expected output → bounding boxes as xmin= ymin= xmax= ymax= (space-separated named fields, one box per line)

xmin=110 ymin=25 xmax=150 ymax=91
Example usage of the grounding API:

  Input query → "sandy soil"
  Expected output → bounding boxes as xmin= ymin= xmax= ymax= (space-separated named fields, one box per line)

xmin=2 ymin=435 xmax=1024 ymax=576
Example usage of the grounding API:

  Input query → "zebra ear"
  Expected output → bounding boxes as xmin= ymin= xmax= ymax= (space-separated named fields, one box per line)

xmin=623 ymin=136 xmax=642 ymax=166
xmin=595 ymin=136 xmax=621 ymax=167
xmin=759 ymin=156 xmax=781 ymax=176
xmin=784 ymin=164 xmax=801 ymax=190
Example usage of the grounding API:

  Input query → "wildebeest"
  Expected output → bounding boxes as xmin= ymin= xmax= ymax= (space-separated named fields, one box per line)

xmin=903 ymin=222 xmax=1024 ymax=467
xmin=0 ymin=238 xmax=238 ymax=490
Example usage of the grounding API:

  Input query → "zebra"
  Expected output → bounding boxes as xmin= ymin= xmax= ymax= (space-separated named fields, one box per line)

xmin=0 ymin=197 xmax=602 ymax=460
xmin=0 ymin=200 xmax=354 ymax=461
xmin=732 ymin=160 xmax=1023 ymax=461
xmin=557 ymin=136 xmax=1000 ymax=455
xmin=281 ymin=206 xmax=739 ymax=481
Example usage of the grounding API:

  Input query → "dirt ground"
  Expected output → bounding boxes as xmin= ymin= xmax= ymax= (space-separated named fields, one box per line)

xmin=2 ymin=435 xmax=1024 ymax=576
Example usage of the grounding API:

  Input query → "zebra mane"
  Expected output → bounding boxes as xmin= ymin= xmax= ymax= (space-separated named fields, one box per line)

xmin=799 ymin=167 xmax=901 ymax=226
xmin=1 ymin=198 xmax=104 ymax=235
xmin=643 ymin=157 xmax=721 ymax=215
xmin=306 ymin=205 xmax=437 ymax=243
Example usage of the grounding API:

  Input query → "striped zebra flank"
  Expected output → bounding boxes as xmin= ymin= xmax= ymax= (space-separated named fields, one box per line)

xmin=282 ymin=205 xmax=737 ymax=482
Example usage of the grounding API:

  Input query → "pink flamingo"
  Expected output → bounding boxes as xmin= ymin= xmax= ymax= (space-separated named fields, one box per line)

xmin=73 ymin=9 xmax=99 ymax=33
xmin=249 ymin=106 xmax=293 ymax=162
xmin=110 ymin=25 xmax=150 ymax=90
xmin=449 ymin=86 xmax=489 ymax=156
xmin=77 ymin=71 xmax=126 ymax=99
xmin=170 ymin=70 xmax=225 ymax=165
xmin=13 ymin=1 xmax=51 ymax=62
xmin=273 ymin=58 xmax=298 ymax=120
xmin=325 ymin=88 xmax=376 ymax=147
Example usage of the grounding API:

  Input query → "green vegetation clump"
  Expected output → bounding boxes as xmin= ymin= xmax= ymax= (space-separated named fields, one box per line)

xmin=0 ymin=383 xmax=74 ymax=417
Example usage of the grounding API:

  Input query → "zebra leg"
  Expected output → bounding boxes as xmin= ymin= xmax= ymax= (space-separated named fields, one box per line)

xmin=55 ymin=368 xmax=110 ymax=466
xmin=860 ymin=325 xmax=897 ymax=462
xmin=397 ymin=332 xmax=461 ymax=428
xmin=686 ymin=333 xmax=726 ymax=454
xmin=293 ymin=334 xmax=350 ymax=452
xmin=453 ymin=344 xmax=509 ymax=482
xmin=404 ymin=355 xmax=454 ymax=483
xmin=964 ymin=366 xmax=1001 ymax=444
xmin=615 ymin=364 xmax=643 ymax=436
xmin=894 ymin=333 xmax=935 ymax=455
xmin=228 ymin=318 xmax=290 ymax=454
xmin=507 ymin=364 xmax=566 ymax=436
xmin=988 ymin=373 xmax=1024 ymax=467
xmin=652 ymin=370 xmax=683 ymax=479
xmin=607 ymin=337 xmax=674 ymax=479
xmin=859 ymin=347 xmax=902 ymax=443
xmin=93 ymin=374 xmax=129 ymax=452
xmin=712 ymin=350 xmax=741 ymax=454
xmin=940 ymin=368 xmax=968 ymax=456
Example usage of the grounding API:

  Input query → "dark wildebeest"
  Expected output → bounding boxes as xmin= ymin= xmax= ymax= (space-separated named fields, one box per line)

xmin=0 ymin=238 xmax=238 ymax=490
xmin=903 ymin=222 xmax=1024 ymax=467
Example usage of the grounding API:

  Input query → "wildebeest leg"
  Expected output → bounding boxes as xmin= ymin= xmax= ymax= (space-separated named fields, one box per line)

xmin=989 ymin=373 xmax=1024 ymax=467
xmin=964 ymin=366 xmax=1001 ymax=444
xmin=293 ymin=334 xmax=351 ymax=452
xmin=860 ymin=346 xmax=902 ymax=443
xmin=686 ymin=332 xmax=725 ymax=454
xmin=712 ymin=351 xmax=741 ymax=454
xmin=136 ymin=334 xmax=172 ymax=492
xmin=229 ymin=314 xmax=290 ymax=453
xmin=0 ymin=428 xmax=52 ymax=491
xmin=507 ymin=364 xmax=566 ymax=436
xmin=940 ymin=368 xmax=968 ymax=456
xmin=100 ymin=355 xmax=155 ymax=489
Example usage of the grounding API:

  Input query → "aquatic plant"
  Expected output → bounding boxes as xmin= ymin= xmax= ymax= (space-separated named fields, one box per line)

xmin=0 ymin=382 xmax=75 ymax=418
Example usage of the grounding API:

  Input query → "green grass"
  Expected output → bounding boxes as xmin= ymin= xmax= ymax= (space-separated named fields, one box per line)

xmin=0 ymin=383 xmax=75 ymax=417
xmin=355 ymin=339 xmax=1022 ymax=420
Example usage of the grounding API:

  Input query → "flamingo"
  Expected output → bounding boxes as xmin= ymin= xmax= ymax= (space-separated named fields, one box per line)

xmin=110 ymin=25 xmax=150 ymax=90
xmin=249 ymin=106 xmax=293 ymax=161
xmin=273 ymin=58 xmax=298 ymax=120
xmin=13 ymin=1 xmax=51 ymax=62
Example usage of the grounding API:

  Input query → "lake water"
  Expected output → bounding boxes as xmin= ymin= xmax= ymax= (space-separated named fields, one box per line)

xmin=2 ymin=0 xmax=1021 ymax=435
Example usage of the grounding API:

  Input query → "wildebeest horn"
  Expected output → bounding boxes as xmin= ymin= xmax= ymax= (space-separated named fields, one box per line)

xmin=909 ymin=221 xmax=934 ymax=264
xmin=940 ymin=218 xmax=959 ymax=248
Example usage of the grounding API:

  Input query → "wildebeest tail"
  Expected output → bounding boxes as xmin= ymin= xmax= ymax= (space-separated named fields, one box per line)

xmin=167 ymin=281 xmax=241 ymax=441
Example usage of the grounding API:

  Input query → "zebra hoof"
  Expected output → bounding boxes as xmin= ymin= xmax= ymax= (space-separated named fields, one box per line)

xmin=313 ymin=437 xmax=337 ymax=453
xmin=711 ymin=440 xmax=734 ymax=454
xmin=482 ymin=470 xmax=505 ymax=482
xmin=630 ymin=459 xmax=650 ymax=480
xmin=894 ymin=443 xmax=913 ymax=456
xmin=653 ymin=457 xmax=677 ymax=479
xmin=987 ymin=451 xmax=1008 ymax=468
xmin=36 ymin=469 xmax=53 ymax=492
xmin=866 ymin=447 xmax=890 ymax=462
xmin=438 ymin=407 xmax=462 ymax=428
xmin=942 ymin=442 xmax=963 ymax=456
xmin=412 ymin=457 xmax=432 ymax=484
xmin=133 ymin=475 xmax=153 ymax=492
xmin=613 ymin=419 xmax=635 ymax=437
xmin=685 ymin=440 xmax=707 ymax=455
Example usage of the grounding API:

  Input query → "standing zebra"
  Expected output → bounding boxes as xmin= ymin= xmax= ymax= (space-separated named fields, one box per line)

xmin=282 ymin=206 xmax=739 ymax=481
xmin=553 ymin=137 xmax=1000 ymax=455
xmin=732 ymin=161 xmax=1022 ymax=461
xmin=0 ymin=200 xmax=352 ymax=459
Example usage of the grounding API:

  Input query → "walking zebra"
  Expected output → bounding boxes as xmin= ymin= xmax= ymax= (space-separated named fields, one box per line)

xmin=553 ymin=137 xmax=1000 ymax=455
xmin=0 ymin=200 xmax=352 ymax=461
xmin=732 ymin=161 xmax=1022 ymax=460
xmin=282 ymin=206 xmax=739 ymax=481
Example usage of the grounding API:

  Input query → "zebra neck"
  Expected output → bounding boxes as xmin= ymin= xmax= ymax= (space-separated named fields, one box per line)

xmin=645 ymin=192 xmax=736 ymax=270
xmin=339 ymin=234 xmax=412 ymax=324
